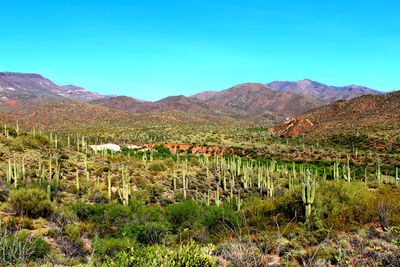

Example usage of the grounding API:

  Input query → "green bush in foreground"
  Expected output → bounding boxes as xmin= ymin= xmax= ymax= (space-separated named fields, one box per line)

xmin=0 ymin=229 xmax=50 ymax=266
xmin=9 ymin=187 xmax=53 ymax=218
xmin=101 ymin=242 xmax=217 ymax=267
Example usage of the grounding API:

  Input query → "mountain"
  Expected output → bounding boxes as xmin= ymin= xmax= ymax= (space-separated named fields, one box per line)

xmin=206 ymin=83 xmax=323 ymax=118
xmin=92 ymin=95 xmax=245 ymax=118
xmin=152 ymin=95 xmax=245 ymax=116
xmin=0 ymin=72 xmax=108 ymax=102
xmin=5 ymin=99 xmax=131 ymax=127
xmin=1 ymin=98 xmax=241 ymax=133
xmin=90 ymin=96 xmax=144 ymax=112
xmin=269 ymin=90 xmax=400 ymax=150
xmin=266 ymin=79 xmax=382 ymax=102
xmin=190 ymin=91 xmax=219 ymax=100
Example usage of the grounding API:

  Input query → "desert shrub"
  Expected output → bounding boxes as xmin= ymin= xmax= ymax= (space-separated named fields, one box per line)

xmin=88 ymin=187 xmax=109 ymax=203
xmin=154 ymin=144 xmax=171 ymax=154
xmin=63 ymin=224 xmax=81 ymax=243
xmin=95 ymin=237 xmax=133 ymax=261
xmin=244 ymin=197 xmax=277 ymax=230
xmin=4 ymin=216 xmax=34 ymax=231
xmin=9 ymin=137 xmax=24 ymax=151
xmin=55 ymin=235 xmax=86 ymax=258
xmin=0 ymin=187 xmax=8 ymax=202
xmin=273 ymin=186 xmax=304 ymax=222
xmin=215 ymin=241 xmax=267 ymax=267
xmin=374 ymin=188 xmax=400 ymax=228
xmin=103 ymin=242 xmax=217 ymax=266
xmin=144 ymin=184 xmax=166 ymax=203
xmin=202 ymin=204 xmax=239 ymax=236
xmin=0 ymin=229 xmax=50 ymax=266
xmin=9 ymin=187 xmax=53 ymax=218
xmin=72 ymin=201 xmax=106 ymax=222
xmin=149 ymin=160 xmax=167 ymax=172
xmin=245 ymin=188 xmax=302 ymax=231
xmin=123 ymin=221 xmax=169 ymax=245
xmin=165 ymin=200 xmax=202 ymax=233
xmin=314 ymin=180 xmax=375 ymax=228
xmin=51 ymin=206 xmax=78 ymax=228
xmin=10 ymin=134 xmax=49 ymax=151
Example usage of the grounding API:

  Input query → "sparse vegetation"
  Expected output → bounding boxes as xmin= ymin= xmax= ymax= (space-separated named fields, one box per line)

xmin=0 ymin=96 xmax=399 ymax=265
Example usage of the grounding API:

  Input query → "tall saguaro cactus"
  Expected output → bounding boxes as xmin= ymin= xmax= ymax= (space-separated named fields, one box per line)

xmin=108 ymin=170 xmax=112 ymax=199
xmin=302 ymin=170 xmax=316 ymax=221
xmin=376 ymin=160 xmax=382 ymax=187
xmin=117 ymin=168 xmax=130 ymax=206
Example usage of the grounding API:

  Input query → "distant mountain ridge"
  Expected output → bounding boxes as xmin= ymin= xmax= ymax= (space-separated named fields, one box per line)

xmin=204 ymin=83 xmax=323 ymax=118
xmin=191 ymin=79 xmax=383 ymax=103
xmin=0 ymin=71 xmax=387 ymax=125
xmin=266 ymin=79 xmax=382 ymax=102
xmin=0 ymin=72 xmax=109 ymax=102
xmin=190 ymin=91 xmax=219 ymax=100
xmin=91 ymin=95 xmax=245 ymax=118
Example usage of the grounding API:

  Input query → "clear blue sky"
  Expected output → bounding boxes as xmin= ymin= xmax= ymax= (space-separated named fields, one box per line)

xmin=1 ymin=0 xmax=399 ymax=100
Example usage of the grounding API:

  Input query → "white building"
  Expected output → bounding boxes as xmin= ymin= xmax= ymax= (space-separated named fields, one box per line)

xmin=90 ymin=143 xmax=121 ymax=151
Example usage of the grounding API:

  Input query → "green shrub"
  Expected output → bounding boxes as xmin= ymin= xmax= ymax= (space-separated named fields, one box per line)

xmin=154 ymin=144 xmax=171 ymax=154
xmin=149 ymin=160 xmax=167 ymax=172
xmin=202 ymin=204 xmax=238 ymax=236
xmin=64 ymin=224 xmax=81 ymax=243
xmin=10 ymin=134 xmax=50 ymax=151
xmin=4 ymin=216 xmax=34 ymax=231
xmin=314 ymin=180 xmax=375 ymax=228
xmin=103 ymin=242 xmax=217 ymax=266
xmin=95 ymin=237 xmax=133 ymax=261
xmin=374 ymin=188 xmax=400 ymax=228
xmin=0 ymin=229 xmax=50 ymax=265
xmin=51 ymin=206 xmax=78 ymax=228
xmin=165 ymin=200 xmax=202 ymax=232
xmin=245 ymin=188 xmax=303 ymax=231
xmin=9 ymin=187 xmax=53 ymax=218
xmin=123 ymin=221 xmax=169 ymax=244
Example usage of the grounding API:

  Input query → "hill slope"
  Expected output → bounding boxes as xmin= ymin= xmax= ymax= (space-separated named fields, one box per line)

xmin=206 ymin=83 xmax=323 ymax=117
xmin=92 ymin=95 xmax=246 ymax=118
xmin=90 ymin=96 xmax=144 ymax=112
xmin=0 ymin=72 xmax=108 ymax=102
xmin=267 ymin=79 xmax=382 ymax=102
xmin=269 ymin=91 xmax=400 ymax=150
xmin=190 ymin=90 xmax=219 ymax=100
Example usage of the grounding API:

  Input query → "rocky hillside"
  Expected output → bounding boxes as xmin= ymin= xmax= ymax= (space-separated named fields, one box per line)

xmin=190 ymin=90 xmax=219 ymax=100
xmin=92 ymin=95 xmax=245 ymax=118
xmin=269 ymin=91 xmax=400 ymax=150
xmin=90 ymin=96 xmax=144 ymax=112
xmin=0 ymin=72 xmax=108 ymax=102
xmin=267 ymin=79 xmax=382 ymax=102
xmin=206 ymin=83 xmax=323 ymax=117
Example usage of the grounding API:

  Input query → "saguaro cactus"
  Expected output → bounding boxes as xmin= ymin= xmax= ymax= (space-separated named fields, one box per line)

xmin=76 ymin=171 xmax=80 ymax=192
xmin=108 ymin=170 xmax=112 ymax=199
xmin=215 ymin=186 xmax=220 ymax=207
xmin=173 ymin=166 xmax=176 ymax=191
xmin=302 ymin=170 xmax=316 ymax=221
xmin=182 ymin=162 xmax=187 ymax=199
xmin=376 ymin=160 xmax=382 ymax=187
xmin=237 ymin=189 xmax=242 ymax=211
xmin=117 ymin=168 xmax=130 ymax=206
xmin=47 ymin=185 xmax=51 ymax=201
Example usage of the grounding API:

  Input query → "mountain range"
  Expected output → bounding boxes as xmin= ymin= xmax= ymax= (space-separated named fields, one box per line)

xmin=266 ymin=79 xmax=383 ymax=102
xmin=90 ymin=95 xmax=245 ymax=118
xmin=0 ymin=71 xmax=391 ymax=131
xmin=0 ymin=72 xmax=110 ymax=102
